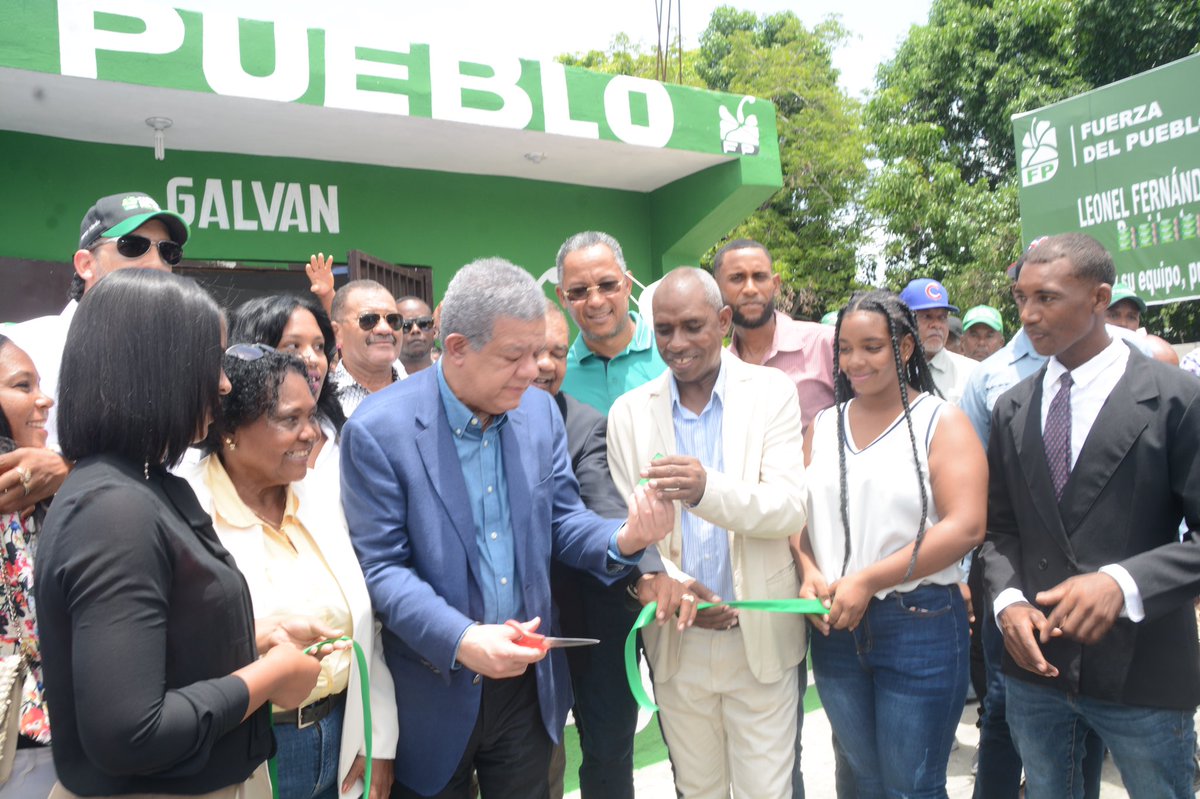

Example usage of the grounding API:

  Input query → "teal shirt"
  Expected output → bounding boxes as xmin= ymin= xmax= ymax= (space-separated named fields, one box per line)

xmin=561 ymin=310 xmax=667 ymax=414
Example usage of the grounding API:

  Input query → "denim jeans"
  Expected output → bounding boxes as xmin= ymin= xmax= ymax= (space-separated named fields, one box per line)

xmin=1007 ymin=677 xmax=1195 ymax=799
xmin=273 ymin=695 xmax=345 ymax=799
xmin=810 ymin=584 xmax=969 ymax=799
xmin=973 ymin=612 xmax=1105 ymax=799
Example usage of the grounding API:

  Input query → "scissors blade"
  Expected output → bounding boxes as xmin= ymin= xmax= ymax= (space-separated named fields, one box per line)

xmin=540 ymin=636 xmax=600 ymax=648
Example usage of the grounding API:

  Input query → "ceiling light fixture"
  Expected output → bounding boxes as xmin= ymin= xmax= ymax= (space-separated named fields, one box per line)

xmin=145 ymin=116 xmax=173 ymax=161
xmin=524 ymin=152 xmax=546 ymax=164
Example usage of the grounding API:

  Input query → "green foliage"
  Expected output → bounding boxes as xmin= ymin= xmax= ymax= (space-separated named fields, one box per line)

xmin=559 ymin=33 xmax=704 ymax=86
xmin=865 ymin=0 xmax=1200 ymax=338
xmin=694 ymin=8 xmax=870 ymax=319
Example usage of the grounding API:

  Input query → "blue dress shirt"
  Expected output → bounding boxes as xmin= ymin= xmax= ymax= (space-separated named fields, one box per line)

xmin=670 ymin=363 xmax=736 ymax=602
xmin=436 ymin=363 xmax=523 ymax=624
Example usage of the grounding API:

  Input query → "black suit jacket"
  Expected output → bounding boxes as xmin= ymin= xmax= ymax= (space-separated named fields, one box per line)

xmin=980 ymin=343 xmax=1200 ymax=709
xmin=556 ymin=391 xmax=627 ymax=518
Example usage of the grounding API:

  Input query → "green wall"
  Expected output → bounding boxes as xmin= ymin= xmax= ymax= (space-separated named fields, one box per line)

xmin=0 ymin=131 xmax=778 ymax=299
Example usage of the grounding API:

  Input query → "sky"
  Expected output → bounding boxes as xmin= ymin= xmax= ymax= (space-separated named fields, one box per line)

xmin=176 ymin=0 xmax=934 ymax=99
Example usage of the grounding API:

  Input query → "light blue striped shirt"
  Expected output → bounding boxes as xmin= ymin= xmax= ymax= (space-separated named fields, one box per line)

xmin=670 ymin=363 xmax=735 ymax=601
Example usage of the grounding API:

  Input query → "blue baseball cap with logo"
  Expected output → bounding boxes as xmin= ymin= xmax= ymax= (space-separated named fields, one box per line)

xmin=900 ymin=278 xmax=959 ymax=313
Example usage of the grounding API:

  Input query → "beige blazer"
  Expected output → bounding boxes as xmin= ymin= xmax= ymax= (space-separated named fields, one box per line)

xmin=607 ymin=351 xmax=808 ymax=685
xmin=182 ymin=455 xmax=398 ymax=799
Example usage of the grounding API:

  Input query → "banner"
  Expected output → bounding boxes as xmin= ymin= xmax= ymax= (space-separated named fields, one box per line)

xmin=1013 ymin=53 xmax=1200 ymax=305
xmin=0 ymin=0 xmax=777 ymax=167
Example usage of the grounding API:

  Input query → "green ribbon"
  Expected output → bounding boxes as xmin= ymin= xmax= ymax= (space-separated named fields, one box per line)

xmin=270 ymin=636 xmax=372 ymax=798
xmin=624 ymin=598 xmax=830 ymax=712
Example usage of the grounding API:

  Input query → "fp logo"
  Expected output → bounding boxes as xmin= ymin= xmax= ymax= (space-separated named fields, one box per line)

xmin=719 ymin=96 xmax=760 ymax=156
xmin=1020 ymin=118 xmax=1059 ymax=187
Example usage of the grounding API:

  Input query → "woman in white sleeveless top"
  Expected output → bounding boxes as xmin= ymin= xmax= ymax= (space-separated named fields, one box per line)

xmin=795 ymin=290 xmax=987 ymax=799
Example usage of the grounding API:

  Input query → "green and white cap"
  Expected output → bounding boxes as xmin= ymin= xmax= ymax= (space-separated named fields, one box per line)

xmin=963 ymin=304 xmax=1003 ymax=333
xmin=78 ymin=192 xmax=189 ymax=250
xmin=1109 ymin=283 xmax=1147 ymax=314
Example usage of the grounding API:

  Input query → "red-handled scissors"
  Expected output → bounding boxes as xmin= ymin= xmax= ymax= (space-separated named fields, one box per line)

xmin=505 ymin=620 xmax=600 ymax=650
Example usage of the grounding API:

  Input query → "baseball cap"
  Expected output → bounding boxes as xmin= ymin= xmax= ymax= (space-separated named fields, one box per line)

xmin=820 ymin=311 xmax=839 ymax=326
xmin=1109 ymin=283 xmax=1147 ymax=314
xmin=963 ymin=304 xmax=1004 ymax=333
xmin=1007 ymin=236 xmax=1051 ymax=280
xmin=78 ymin=192 xmax=189 ymax=250
xmin=900 ymin=278 xmax=959 ymax=313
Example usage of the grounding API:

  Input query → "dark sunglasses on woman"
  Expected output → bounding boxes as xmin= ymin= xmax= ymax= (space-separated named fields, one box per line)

xmin=91 ymin=234 xmax=184 ymax=266
xmin=225 ymin=343 xmax=276 ymax=361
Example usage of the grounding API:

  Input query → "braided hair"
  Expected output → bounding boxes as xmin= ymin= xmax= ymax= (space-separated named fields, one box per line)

xmin=830 ymin=290 xmax=939 ymax=582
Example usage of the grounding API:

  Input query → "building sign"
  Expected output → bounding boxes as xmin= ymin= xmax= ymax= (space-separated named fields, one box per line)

xmin=1 ymin=0 xmax=775 ymax=163
xmin=166 ymin=177 xmax=339 ymax=233
xmin=1013 ymin=53 xmax=1200 ymax=305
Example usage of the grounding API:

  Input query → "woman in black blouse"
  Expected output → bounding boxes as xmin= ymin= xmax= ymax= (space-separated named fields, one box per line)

xmin=35 ymin=270 xmax=324 ymax=798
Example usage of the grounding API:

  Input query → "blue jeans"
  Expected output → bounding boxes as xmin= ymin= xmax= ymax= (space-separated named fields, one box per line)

xmin=810 ymin=584 xmax=969 ymax=799
xmin=273 ymin=695 xmax=345 ymax=799
xmin=1007 ymin=677 xmax=1195 ymax=799
xmin=973 ymin=612 xmax=1105 ymax=799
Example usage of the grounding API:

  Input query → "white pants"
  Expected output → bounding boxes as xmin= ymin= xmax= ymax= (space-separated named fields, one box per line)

xmin=654 ymin=626 xmax=798 ymax=799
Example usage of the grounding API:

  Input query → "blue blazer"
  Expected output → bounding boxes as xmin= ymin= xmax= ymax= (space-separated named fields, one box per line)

xmin=340 ymin=367 xmax=625 ymax=795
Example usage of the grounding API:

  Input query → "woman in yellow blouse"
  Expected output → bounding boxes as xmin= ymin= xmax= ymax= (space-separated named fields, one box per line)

xmin=184 ymin=345 xmax=397 ymax=799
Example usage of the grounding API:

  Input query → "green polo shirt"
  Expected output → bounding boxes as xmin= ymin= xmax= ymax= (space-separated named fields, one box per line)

xmin=561 ymin=310 xmax=667 ymax=414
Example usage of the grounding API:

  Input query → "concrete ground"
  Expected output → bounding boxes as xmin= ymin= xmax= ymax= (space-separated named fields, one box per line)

xmin=566 ymin=665 xmax=1152 ymax=799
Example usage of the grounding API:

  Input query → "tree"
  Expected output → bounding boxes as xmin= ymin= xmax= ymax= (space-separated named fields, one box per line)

xmin=559 ymin=8 xmax=871 ymax=320
xmin=695 ymin=8 xmax=870 ymax=319
xmin=866 ymin=0 xmax=1200 ymax=337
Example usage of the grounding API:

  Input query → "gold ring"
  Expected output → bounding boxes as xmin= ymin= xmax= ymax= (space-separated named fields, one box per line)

xmin=680 ymin=593 xmax=696 ymax=603
xmin=16 ymin=467 xmax=32 ymax=496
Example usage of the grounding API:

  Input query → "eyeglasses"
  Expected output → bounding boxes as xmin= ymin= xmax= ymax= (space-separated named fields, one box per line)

xmin=91 ymin=234 xmax=184 ymax=266
xmin=401 ymin=316 xmax=435 ymax=333
xmin=226 ymin=343 xmax=276 ymax=361
xmin=563 ymin=279 xmax=625 ymax=303
xmin=357 ymin=312 xmax=403 ymax=331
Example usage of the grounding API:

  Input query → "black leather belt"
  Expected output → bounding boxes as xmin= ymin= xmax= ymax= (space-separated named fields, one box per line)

xmin=273 ymin=692 xmax=344 ymax=729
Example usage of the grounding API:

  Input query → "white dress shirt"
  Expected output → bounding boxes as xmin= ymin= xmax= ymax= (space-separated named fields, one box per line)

xmin=994 ymin=336 xmax=1144 ymax=622
xmin=928 ymin=347 xmax=977 ymax=405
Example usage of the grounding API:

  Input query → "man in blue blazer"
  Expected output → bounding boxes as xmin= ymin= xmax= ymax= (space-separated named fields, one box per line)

xmin=341 ymin=258 xmax=674 ymax=799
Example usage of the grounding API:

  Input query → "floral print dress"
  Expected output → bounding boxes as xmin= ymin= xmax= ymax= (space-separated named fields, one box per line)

xmin=1 ymin=511 xmax=49 ymax=744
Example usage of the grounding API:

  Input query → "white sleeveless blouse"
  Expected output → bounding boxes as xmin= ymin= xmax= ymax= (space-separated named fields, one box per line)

xmin=806 ymin=393 xmax=962 ymax=598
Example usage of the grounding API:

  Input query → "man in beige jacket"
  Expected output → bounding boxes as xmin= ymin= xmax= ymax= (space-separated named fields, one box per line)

xmin=607 ymin=267 xmax=808 ymax=799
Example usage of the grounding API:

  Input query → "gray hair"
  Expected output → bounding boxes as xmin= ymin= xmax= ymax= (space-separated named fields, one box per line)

xmin=441 ymin=258 xmax=546 ymax=349
xmin=555 ymin=231 xmax=627 ymax=285
xmin=659 ymin=267 xmax=723 ymax=313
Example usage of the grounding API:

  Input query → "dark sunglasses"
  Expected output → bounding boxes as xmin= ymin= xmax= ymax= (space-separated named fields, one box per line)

xmin=93 ymin=234 xmax=184 ymax=266
xmin=401 ymin=316 xmax=435 ymax=333
xmin=357 ymin=312 xmax=403 ymax=331
xmin=226 ymin=343 xmax=276 ymax=361
xmin=563 ymin=279 xmax=624 ymax=303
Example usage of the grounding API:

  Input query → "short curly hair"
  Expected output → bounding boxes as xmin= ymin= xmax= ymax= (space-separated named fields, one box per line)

xmin=206 ymin=349 xmax=309 ymax=451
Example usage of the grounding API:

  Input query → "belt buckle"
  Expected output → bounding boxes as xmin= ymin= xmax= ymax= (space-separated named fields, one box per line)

xmin=296 ymin=701 xmax=317 ymax=729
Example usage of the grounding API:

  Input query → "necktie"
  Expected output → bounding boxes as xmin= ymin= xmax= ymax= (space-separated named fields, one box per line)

xmin=1044 ymin=372 xmax=1074 ymax=501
